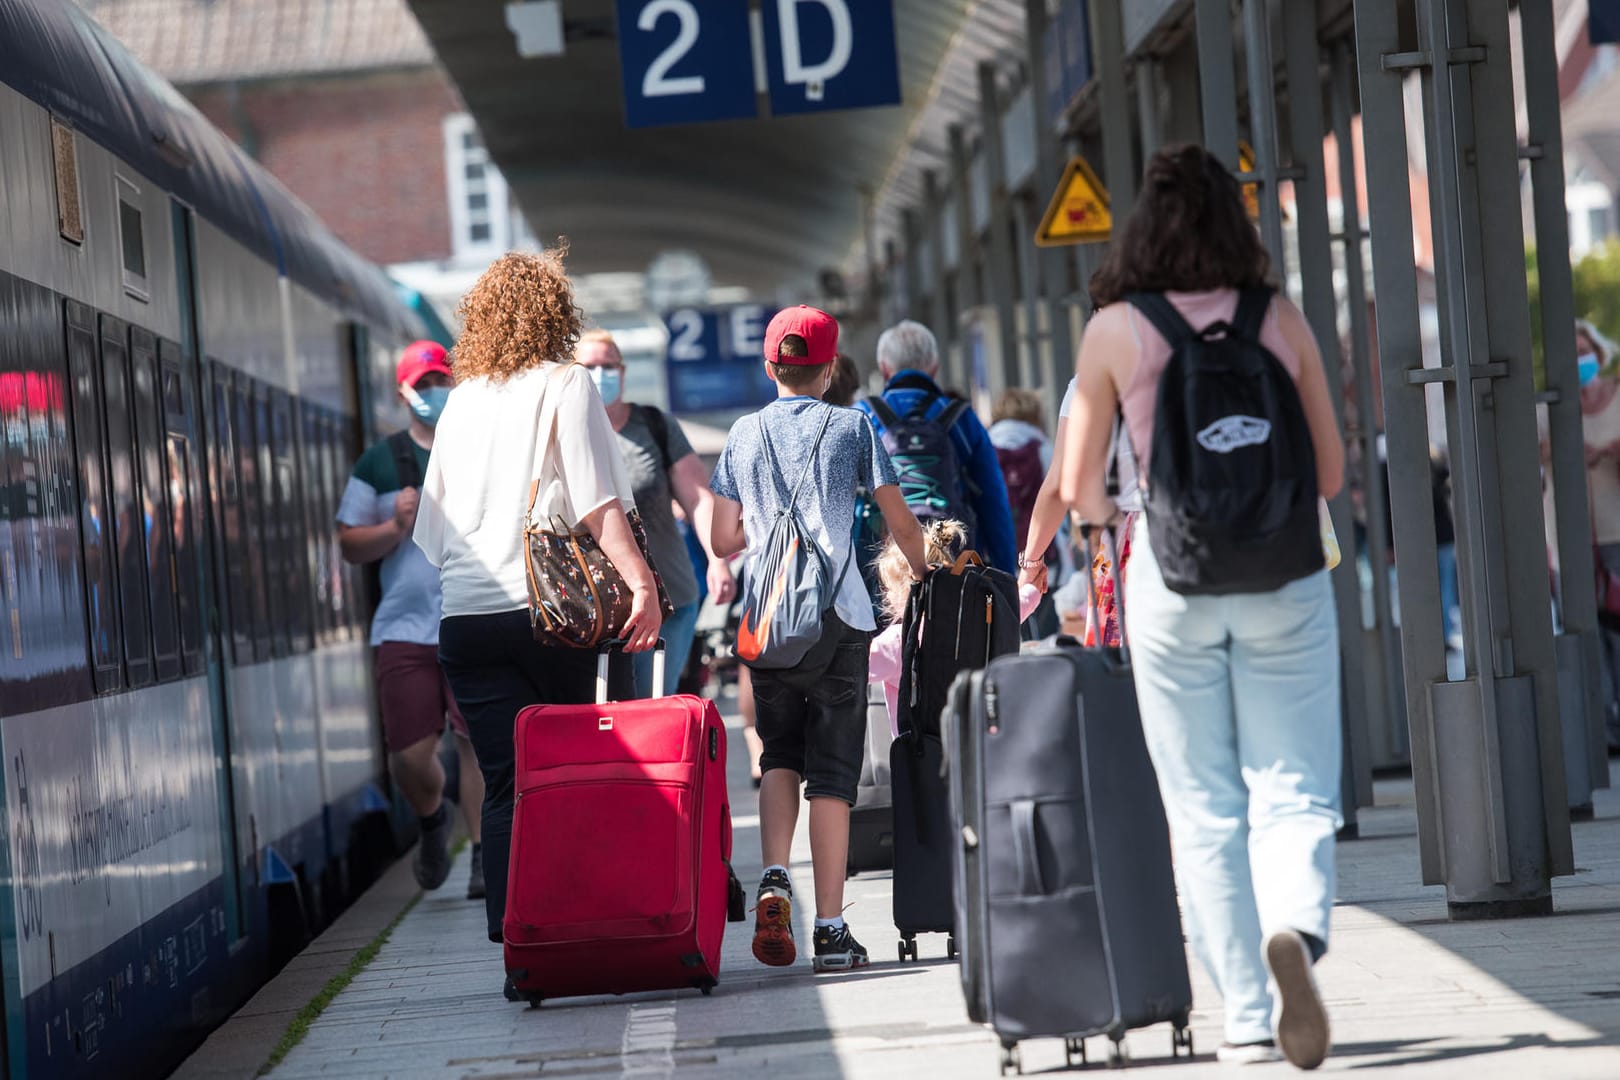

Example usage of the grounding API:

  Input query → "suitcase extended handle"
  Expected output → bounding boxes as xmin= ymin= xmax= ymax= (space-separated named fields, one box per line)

xmin=596 ymin=638 xmax=667 ymax=704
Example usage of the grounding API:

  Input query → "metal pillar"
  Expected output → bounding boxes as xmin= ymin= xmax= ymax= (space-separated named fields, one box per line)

xmin=1241 ymin=0 xmax=1287 ymax=272
xmin=949 ymin=126 xmax=981 ymax=393
xmin=978 ymin=62 xmax=1022 ymax=399
xmin=1136 ymin=56 xmax=1163 ymax=159
xmin=1196 ymin=0 xmax=1240 ymax=169
xmin=1330 ymin=42 xmax=1407 ymax=769
xmin=1355 ymin=0 xmax=1572 ymax=916
xmin=1090 ymin=0 xmax=1136 ymax=221
xmin=924 ymin=170 xmax=952 ymax=377
xmin=902 ymin=208 xmax=926 ymax=325
xmin=1521 ymin=0 xmax=1608 ymax=812
xmin=1024 ymin=0 xmax=1076 ymax=411
xmin=1281 ymin=0 xmax=1374 ymax=827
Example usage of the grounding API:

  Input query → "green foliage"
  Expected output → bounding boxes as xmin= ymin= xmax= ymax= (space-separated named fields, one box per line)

xmin=1528 ymin=241 xmax=1620 ymax=387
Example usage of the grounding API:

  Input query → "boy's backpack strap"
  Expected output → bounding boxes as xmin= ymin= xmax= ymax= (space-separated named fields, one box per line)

xmin=386 ymin=429 xmax=422 ymax=490
xmin=1231 ymin=285 xmax=1275 ymax=342
xmin=1125 ymin=292 xmax=1196 ymax=349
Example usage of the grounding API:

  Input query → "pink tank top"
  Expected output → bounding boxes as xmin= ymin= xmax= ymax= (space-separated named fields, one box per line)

xmin=1117 ymin=289 xmax=1304 ymax=479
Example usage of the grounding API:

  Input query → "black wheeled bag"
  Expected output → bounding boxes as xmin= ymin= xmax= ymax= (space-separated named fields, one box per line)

xmin=891 ymin=553 xmax=1020 ymax=961
xmin=847 ymin=683 xmax=896 ymax=876
xmin=944 ymin=530 xmax=1194 ymax=1073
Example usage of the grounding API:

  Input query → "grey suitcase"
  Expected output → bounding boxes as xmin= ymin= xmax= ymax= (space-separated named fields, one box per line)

xmin=847 ymin=684 xmax=895 ymax=876
xmin=945 ymin=529 xmax=1193 ymax=1073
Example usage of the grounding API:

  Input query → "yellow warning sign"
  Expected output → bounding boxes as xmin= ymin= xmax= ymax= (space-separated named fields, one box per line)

xmin=1238 ymin=141 xmax=1261 ymax=221
xmin=1035 ymin=156 xmax=1112 ymax=247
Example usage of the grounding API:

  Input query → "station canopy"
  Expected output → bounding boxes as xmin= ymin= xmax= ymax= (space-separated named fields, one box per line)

xmin=405 ymin=0 xmax=1030 ymax=294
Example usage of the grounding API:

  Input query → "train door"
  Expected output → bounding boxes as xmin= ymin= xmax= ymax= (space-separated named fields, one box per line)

xmin=170 ymin=199 xmax=244 ymax=940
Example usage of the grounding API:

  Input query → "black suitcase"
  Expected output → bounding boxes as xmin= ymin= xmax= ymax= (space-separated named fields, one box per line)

xmin=847 ymin=684 xmax=895 ymax=876
xmin=892 ymin=553 xmax=1020 ymax=960
xmin=945 ymin=542 xmax=1194 ymax=1072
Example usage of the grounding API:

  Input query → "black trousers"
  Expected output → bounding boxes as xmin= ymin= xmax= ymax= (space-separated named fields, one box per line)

xmin=438 ymin=609 xmax=610 ymax=940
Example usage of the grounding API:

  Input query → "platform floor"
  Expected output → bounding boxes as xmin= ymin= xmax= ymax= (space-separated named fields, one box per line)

xmin=258 ymin=700 xmax=1620 ymax=1079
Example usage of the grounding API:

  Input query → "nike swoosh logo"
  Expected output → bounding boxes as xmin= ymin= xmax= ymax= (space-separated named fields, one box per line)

xmin=736 ymin=537 xmax=798 ymax=662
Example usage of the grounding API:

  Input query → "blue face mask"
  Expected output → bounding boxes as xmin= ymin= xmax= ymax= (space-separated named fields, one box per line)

xmin=1579 ymin=352 xmax=1602 ymax=387
xmin=404 ymin=384 xmax=452 ymax=426
xmin=589 ymin=366 xmax=623 ymax=406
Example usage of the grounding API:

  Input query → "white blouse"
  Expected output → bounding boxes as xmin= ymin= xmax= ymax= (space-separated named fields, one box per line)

xmin=414 ymin=362 xmax=633 ymax=618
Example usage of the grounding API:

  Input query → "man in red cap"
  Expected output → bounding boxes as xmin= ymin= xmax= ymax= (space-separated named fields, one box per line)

xmin=708 ymin=307 xmax=927 ymax=974
xmin=336 ymin=340 xmax=484 ymax=898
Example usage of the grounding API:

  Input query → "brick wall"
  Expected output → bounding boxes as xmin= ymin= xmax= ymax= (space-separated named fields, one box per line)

xmin=189 ymin=69 xmax=461 ymax=266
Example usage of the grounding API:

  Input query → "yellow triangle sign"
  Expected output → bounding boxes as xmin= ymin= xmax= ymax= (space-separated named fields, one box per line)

xmin=1238 ymin=140 xmax=1261 ymax=221
xmin=1035 ymin=156 xmax=1112 ymax=247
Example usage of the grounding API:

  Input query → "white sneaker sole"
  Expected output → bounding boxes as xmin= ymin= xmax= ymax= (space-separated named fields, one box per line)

xmin=1266 ymin=931 xmax=1330 ymax=1070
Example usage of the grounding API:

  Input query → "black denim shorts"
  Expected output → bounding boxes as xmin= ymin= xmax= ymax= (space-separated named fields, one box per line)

xmin=749 ymin=612 xmax=872 ymax=804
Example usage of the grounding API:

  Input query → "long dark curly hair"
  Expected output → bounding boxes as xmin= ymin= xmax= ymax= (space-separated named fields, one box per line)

xmin=1088 ymin=143 xmax=1271 ymax=308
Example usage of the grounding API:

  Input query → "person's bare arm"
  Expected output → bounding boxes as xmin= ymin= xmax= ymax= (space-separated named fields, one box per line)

xmin=669 ymin=452 xmax=737 ymax=605
xmin=1020 ymin=417 xmax=1069 ymax=592
xmin=708 ymin=494 xmax=747 ymax=560
xmin=1059 ymin=309 xmax=1129 ymax=526
xmin=339 ymin=487 xmax=416 ymax=564
xmin=874 ymin=484 xmax=928 ymax=579
xmin=581 ymin=500 xmax=662 ymax=652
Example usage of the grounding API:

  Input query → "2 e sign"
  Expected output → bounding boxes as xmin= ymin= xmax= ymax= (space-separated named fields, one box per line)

xmin=664 ymin=305 xmax=780 ymax=414
xmin=615 ymin=0 xmax=901 ymax=130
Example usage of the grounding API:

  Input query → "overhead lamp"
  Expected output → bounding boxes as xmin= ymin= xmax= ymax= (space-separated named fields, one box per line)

xmin=507 ymin=1 xmax=565 ymax=58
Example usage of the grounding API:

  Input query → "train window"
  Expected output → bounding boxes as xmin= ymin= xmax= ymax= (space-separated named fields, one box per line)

xmin=64 ymin=305 xmax=123 ymax=691
xmin=234 ymin=378 xmax=270 ymax=660
xmin=131 ymin=329 xmax=181 ymax=682
xmin=162 ymin=344 xmax=205 ymax=673
xmin=100 ymin=316 xmax=154 ymax=687
xmin=209 ymin=363 xmax=251 ymax=664
xmin=251 ymin=384 xmax=281 ymax=658
xmin=301 ymin=404 xmax=332 ymax=644
xmin=115 ymin=176 xmax=147 ymax=300
xmin=269 ymin=390 xmax=308 ymax=655
xmin=319 ymin=412 xmax=347 ymax=640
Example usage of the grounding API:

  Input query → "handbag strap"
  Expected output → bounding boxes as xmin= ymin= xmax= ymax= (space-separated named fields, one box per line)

xmin=525 ymin=367 xmax=570 ymax=524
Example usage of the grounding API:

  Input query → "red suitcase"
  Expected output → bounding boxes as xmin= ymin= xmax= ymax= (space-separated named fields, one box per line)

xmin=504 ymin=647 xmax=734 ymax=1005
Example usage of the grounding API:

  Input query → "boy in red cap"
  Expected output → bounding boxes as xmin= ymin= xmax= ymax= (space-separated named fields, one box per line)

xmin=336 ymin=340 xmax=484 ymax=898
xmin=708 ymin=307 xmax=927 ymax=972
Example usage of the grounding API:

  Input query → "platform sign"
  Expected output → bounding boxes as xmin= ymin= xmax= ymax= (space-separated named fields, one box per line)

xmin=616 ymin=0 xmax=757 ymax=130
xmin=664 ymin=304 xmax=781 ymax=414
xmin=759 ymin=0 xmax=901 ymax=117
xmin=1593 ymin=2 xmax=1620 ymax=45
xmin=1035 ymin=155 xmax=1112 ymax=246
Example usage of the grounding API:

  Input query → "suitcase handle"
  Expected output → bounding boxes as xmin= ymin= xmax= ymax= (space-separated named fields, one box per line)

xmin=1010 ymin=799 xmax=1048 ymax=896
xmin=596 ymin=639 xmax=666 ymax=704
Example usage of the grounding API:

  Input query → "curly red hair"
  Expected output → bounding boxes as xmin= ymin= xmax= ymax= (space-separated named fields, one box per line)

xmin=453 ymin=245 xmax=582 ymax=382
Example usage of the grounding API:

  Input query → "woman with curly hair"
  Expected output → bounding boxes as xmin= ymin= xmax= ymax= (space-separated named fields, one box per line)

xmin=414 ymin=247 xmax=663 ymax=951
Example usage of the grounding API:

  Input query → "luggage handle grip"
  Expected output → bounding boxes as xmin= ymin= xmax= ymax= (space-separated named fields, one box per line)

xmin=596 ymin=638 xmax=666 ymax=704
xmin=948 ymin=550 xmax=983 ymax=576
xmin=1010 ymin=799 xmax=1047 ymax=896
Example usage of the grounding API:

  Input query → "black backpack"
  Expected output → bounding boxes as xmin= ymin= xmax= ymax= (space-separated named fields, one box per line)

xmin=1126 ymin=287 xmax=1322 ymax=595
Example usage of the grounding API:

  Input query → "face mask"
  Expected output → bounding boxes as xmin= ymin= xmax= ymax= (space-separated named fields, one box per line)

xmin=1579 ymin=352 xmax=1602 ymax=387
xmin=589 ymin=365 xmax=623 ymax=406
xmin=402 ymin=384 xmax=451 ymax=427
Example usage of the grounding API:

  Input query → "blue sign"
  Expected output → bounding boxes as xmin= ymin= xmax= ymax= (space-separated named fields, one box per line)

xmin=616 ymin=0 xmax=757 ymax=130
xmin=1594 ymin=3 xmax=1620 ymax=45
xmin=664 ymin=304 xmax=780 ymax=414
xmin=1045 ymin=0 xmax=1092 ymax=124
xmin=760 ymin=0 xmax=901 ymax=117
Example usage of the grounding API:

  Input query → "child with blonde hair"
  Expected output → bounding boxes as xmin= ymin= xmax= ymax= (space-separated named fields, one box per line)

xmin=867 ymin=520 xmax=1042 ymax=733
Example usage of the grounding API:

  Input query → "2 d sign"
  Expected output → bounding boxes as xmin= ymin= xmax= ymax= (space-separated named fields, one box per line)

xmin=663 ymin=304 xmax=781 ymax=414
xmin=615 ymin=0 xmax=901 ymax=130
xmin=1035 ymin=155 xmax=1111 ymax=246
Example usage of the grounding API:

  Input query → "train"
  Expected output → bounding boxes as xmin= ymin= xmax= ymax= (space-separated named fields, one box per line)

xmin=0 ymin=1 xmax=431 ymax=1075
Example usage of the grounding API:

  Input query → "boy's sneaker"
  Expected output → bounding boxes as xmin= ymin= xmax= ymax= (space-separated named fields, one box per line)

xmin=811 ymin=922 xmax=870 ymax=973
xmin=752 ymin=870 xmax=796 ymax=967
xmin=1266 ymin=930 xmax=1331 ymax=1070
xmin=466 ymin=844 xmax=485 ymax=900
xmin=1216 ymin=1040 xmax=1281 ymax=1065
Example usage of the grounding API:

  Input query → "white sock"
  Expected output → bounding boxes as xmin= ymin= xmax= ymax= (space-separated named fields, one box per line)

xmin=814 ymin=916 xmax=845 ymax=930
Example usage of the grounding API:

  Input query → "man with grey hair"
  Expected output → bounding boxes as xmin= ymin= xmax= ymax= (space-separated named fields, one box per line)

xmin=855 ymin=320 xmax=1016 ymax=576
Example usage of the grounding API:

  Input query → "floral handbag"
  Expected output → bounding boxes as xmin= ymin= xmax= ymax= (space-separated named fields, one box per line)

xmin=522 ymin=379 xmax=673 ymax=649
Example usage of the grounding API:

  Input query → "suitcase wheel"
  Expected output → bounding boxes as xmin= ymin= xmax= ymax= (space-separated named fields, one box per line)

xmin=1107 ymin=1035 xmax=1129 ymax=1069
xmin=691 ymin=977 xmax=717 ymax=997
xmin=1171 ymin=1025 xmax=1194 ymax=1059
xmin=897 ymin=936 xmax=918 ymax=963
xmin=998 ymin=1043 xmax=1022 ymax=1076
xmin=946 ymin=935 xmax=957 ymax=961
xmin=1064 ymin=1037 xmax=1087 ymax=1068
xmin=503 ymin=975 xmax=543 ymax=1009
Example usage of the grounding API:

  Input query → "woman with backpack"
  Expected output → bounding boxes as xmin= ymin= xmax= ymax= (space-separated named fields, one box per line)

xmin=575 ymin=330 xmax=737 ymax=697
xmin=1059 ymin=144 xmax=1345 ymax=1071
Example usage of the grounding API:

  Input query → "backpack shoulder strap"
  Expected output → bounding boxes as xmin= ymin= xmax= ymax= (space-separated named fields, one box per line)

xmin=1231 ymin=285 xmax=1275 ymax=342
xmin=868 ymin=395 xmax=902 ymax=430
xmin=636 ymin=403 xmax=674 ymax=472
xmin=937 ymin=398 xmax=971 ymax=430
xmin=1125 ymin=292 xmax=1196 ymax=349
xmin=386 ymin=429 xmax=422 ymax=490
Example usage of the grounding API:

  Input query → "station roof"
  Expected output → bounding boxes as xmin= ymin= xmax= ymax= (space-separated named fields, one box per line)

xmin=404 ymin=0 xmax=1031 ymax=294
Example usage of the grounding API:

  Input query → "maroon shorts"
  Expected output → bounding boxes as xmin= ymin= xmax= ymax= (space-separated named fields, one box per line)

xmin=375 ymin=642 xmax=470 ymax=753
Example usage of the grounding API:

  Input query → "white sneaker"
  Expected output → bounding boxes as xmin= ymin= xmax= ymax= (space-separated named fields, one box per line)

xmin=1217 ymin=1041 xmax=1282 ymax=1064
xmin=1265 ymin=930 xmax=1331 ymax=1070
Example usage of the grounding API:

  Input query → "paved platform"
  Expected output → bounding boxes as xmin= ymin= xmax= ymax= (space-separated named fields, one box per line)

xmin=252 ymin=697 xmax=1620 ymax=1079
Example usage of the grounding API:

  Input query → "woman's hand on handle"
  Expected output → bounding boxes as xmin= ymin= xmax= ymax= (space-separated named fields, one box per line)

xmin=581 ymin=500 xmax=664 ymax=653
xmin=621 ymin=586 xmax=662 ymax=654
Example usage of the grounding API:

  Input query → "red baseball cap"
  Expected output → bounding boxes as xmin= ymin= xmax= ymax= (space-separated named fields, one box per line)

xmin=764 ymin=305 xmax=839 ymax=366
xmin=396 ymin=340 xmax=452 ymax=387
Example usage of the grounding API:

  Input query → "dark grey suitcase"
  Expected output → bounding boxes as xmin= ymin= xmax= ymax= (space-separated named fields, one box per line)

xmin=946 ymin=609 xmax=1194 ymax=1071
xmin=890 ymin=727 xmax=957 ymax=960
xmin=847 ymin=684 xmax=895 ymax=876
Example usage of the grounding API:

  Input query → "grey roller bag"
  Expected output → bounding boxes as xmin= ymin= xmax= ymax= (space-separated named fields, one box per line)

xmin=847 ymin=684 xmax=896 ymax=876
xmin=945 ymin=531 xmax=1193 ymax=1073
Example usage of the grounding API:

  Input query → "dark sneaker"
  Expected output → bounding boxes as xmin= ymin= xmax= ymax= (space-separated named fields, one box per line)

xmin=1266 ymin=930 xmax=1330 ymax=1070
xmin=1216 ymin=1040 xmax=1281 ymax=1064
xmin=412 ymin=805 xmax=452 ymax=890
xmin=811 ymin=923 xmax=870 ymax=973
xmin=752 ymin=870 xmax=796 ymax=967
xmin=466 ymin=844 xmax=486 ymax=900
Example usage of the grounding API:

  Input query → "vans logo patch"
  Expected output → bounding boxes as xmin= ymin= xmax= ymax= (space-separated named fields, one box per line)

xmin=1196 ymin=415 xmax=1272 ymax=454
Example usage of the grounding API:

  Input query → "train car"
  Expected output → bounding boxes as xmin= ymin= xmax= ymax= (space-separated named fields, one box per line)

xmin=0 ymin=1 xmax=429 ymax=1074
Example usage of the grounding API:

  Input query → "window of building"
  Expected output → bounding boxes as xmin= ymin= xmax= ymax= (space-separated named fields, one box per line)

xmin=444 ymin=113 xmax=513 ymax=260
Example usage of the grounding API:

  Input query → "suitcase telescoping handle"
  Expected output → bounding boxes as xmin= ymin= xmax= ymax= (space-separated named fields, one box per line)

xmin=596 ymin=638 xmax=666 ymax=704
xmin=1077 ymin=520 xmax=1129 ymax=663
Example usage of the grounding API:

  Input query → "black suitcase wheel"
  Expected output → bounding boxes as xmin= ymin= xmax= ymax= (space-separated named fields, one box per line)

xmin=1065 ymin=1037 xmax=1087 ymax=1067
xmin=1172 ymin=1025 xmax=1194 ymax=1058
xmin=1107 ymin=1036 xmax=1128 ymax=1069
xmin=946 ymin=935 xmax=957 ymax=961
xmin=999 ymin=1043 xmax=1022 ymax=1075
